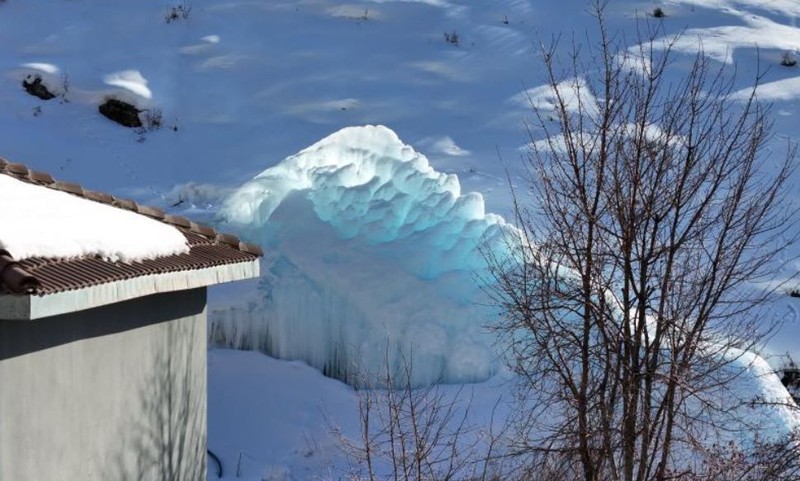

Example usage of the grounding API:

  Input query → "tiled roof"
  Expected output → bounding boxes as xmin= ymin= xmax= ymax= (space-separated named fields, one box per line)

xmin=0 ymin=158 xmax=262 ymax=296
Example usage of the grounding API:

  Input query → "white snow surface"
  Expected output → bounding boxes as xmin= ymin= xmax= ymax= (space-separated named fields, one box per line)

xmin=0 ymin=174 xmax=188 ymax=261
xmin=513 ymin=77 xmax=600 ymax=117
xmin=21 ymin=62 xmax=59 ymax=75
xmin=207 ymin=345 xmax=800 ymax=481
xmin=730 ymin=76 xmax=800 ymax=101
xmin=2 ymin=0 xmax=800 ymax=478
xmin=218 ymin=125 xmax=515 ymax=386
xmin=208 ymin=348 xmax=513 ymax=481
xmin=103 ymin=70 xmax=152 ymax=100
xmin=721 ymin=349 xmax=800 ymax=437
xmin=668 ymin=0 xmax=800 ymax=18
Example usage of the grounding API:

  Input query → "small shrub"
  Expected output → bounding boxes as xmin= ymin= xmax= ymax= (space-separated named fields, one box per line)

xmin=331 ymin=350 xmax=504 ymax=481
xmin=59 ymin=74 xmax=70 ymax=103
xmin=780 ymin=355 xmax=799 ymax=383
xmin=779 ymin=355 xmax=800 ymax=406
xmin=444 ymin=30 xmax=460 ymax=46
xmin=165 ymin=2 xmax=191 ymax=23
xmin=32 ymin=106 xmax=42 ymax=117
xmin=788 ymin=288 xmax=800 ymax=298
xmin=653 ymin=7 xmax=666 ymax=18
xmin=134 ymin=108 xmax=165 ymax=142
xmin=781 ymin=51 xmax=797 ymax=67
xmin=143 ymin=108 xmax=163 ymax=131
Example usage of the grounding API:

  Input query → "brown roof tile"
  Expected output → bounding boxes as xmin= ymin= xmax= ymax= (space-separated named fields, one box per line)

xmin=215 ymin=232 xmax=240 ymax=247
xmin=164 ymin=214 xmax=192 ymax=229
xmin=0 ymin=159 xmax=262 ymax=296
xmin=238 ymin=242 xmax=264 ymax=256
xmin=189 ymin=222 xmax=216 ymax=237
xmin=53 ymin=180 xmax=84 ymax=196
xmin=4 ymin=161 xmax=29 ymax=176
xmin=0 ymin=250 xmax=40 ymax=294
xmin=28 ymin=170 xmax=54 ymax=185
xmin=136 ymin=204 xmax=166 ymax=219
xmin=113 ymin=197 xmax=138 ymax=211
xmin=84 ymin=190 xmax=114 ymax=204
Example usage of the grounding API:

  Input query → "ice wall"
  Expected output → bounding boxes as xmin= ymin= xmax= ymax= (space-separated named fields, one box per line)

xmin=216 ymin=125 xmax=516 ymax=386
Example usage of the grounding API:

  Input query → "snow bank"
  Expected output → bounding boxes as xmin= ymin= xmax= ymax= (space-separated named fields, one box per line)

xmin=722 ymin=349 xmax=800 ymax=437
xmin=668 ymin=0 xmax=800 ymax=18
xmin=207 ymin=345 xmax=798 ymax=481
xmin=208 ymin=348 xmax=512 ymax=480
xmin=512 ymin=77 xmax=600 ymax=117
xmin=730 ymin=76 xmax=800 ymax=102
xmin=650 ymin=8 xmax=800 ymax=64
xmin=217 ymin=125 xmax=516 ymax=386
xmin=103 ymin=69 xmax=152 ymax=100
xmin=0 ymin=174 xmax=189 ymax=261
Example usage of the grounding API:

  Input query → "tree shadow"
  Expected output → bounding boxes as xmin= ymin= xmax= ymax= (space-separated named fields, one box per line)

xmin=105 ymin=318 xmax=206 ymax=481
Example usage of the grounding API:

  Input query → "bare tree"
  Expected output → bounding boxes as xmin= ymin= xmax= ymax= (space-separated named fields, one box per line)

xmin=332 ymin=348 xmax=506 ymax=481
xmin=486 ymin=3 xmax=799 ymax=481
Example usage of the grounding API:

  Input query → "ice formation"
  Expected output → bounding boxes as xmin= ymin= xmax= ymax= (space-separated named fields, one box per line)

xmin=217 ymin=125 xmax=516 ymax=386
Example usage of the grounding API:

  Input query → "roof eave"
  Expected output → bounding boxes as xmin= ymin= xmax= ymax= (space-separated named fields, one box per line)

xmin=0 ymin=259 xmax=260 ymax=321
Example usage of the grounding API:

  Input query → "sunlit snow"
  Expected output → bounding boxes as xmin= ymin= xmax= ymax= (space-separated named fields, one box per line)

xmin=0 ymin=174 xmax=188 ymax=261
xmin=649 ymin=9 xmax=800 ymax=64
xmin=20 ymin=62 xmax=59 ymax=75
xmin=103 ymin=69 xmax=152 ymax=100
xmin=513 ymin=77 xmax=600 ymax=117
xmin=730 ymin=76 xmax=800 ymax=101
xmin=2 ymin=0 xmax=800 ymax=477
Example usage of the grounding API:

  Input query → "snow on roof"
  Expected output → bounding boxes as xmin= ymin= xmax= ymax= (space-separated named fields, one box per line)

xmin=0 ymin=160 xmax=263 ymax=297
xmin=0 ymin=172 xmax=189 ymax=262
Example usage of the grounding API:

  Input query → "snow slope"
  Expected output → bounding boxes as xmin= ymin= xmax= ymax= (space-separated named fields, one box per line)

xmin=208 ymin=348 xmax=513 ymax=481
xmin=2 ymin=0 xmax=800 ymax=479
xmin=208 ymin=346 xmax=799 ymax=481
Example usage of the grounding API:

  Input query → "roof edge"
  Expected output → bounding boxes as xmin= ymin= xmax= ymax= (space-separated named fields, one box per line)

xmin=0 ymin=249 xmax=39 ymax=294
xmin=0 ymin=259 xmax=260 ymax=321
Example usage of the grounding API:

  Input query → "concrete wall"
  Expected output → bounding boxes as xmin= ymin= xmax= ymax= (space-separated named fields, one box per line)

xmin=0 ymin=288 xmax=207 ymax=481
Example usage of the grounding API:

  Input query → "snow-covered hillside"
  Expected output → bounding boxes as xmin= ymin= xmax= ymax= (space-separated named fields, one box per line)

xmin=3 ymin=0 xmax=800 ymax=479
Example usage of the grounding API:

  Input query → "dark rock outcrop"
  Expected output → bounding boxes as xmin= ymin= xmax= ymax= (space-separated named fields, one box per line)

xmin=98 ymin=99 xmax=142 ymax=128
xmin=22 ymin=75 xmax=55 ymax=100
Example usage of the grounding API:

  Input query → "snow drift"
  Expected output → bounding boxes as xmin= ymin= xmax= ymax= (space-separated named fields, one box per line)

xmin=216 ymin=125 xmax=515 ymax=386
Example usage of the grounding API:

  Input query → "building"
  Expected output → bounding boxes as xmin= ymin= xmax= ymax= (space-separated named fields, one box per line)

xmin=0 ymin=158 xmax=261 ymax=480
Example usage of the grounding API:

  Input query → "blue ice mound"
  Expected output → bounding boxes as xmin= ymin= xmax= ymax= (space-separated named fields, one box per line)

xmin=216 ymin=125 xmax=515 ymax=386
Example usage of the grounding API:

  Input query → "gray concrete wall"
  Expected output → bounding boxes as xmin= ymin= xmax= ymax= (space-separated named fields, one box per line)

xmin=0 ymin=288 xmax=207 ymax=481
